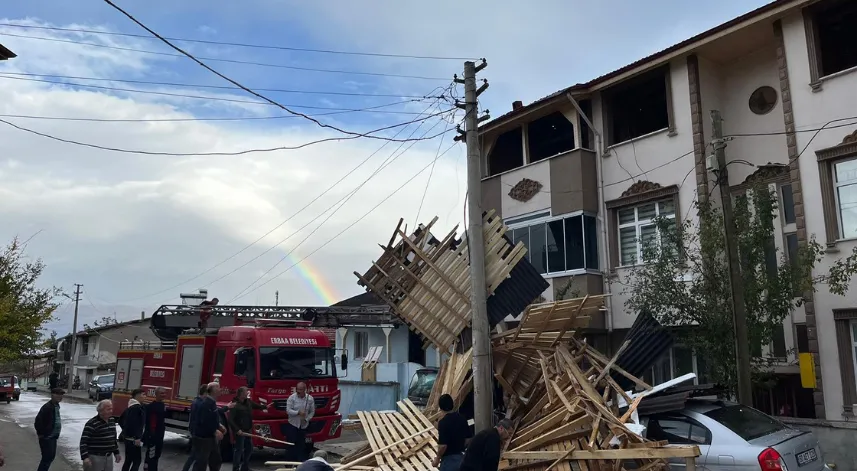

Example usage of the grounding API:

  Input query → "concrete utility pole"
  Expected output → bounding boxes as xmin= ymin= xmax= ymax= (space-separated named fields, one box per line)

xmin=69 ymin=283 xmax=83 ymax=378
xmin=711 ymin=110 xmax=753 ymax=405
xmin=457 ymin=59 xmax=492 ymax=431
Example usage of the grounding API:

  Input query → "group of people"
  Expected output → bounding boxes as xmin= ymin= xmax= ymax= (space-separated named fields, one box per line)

xmin=435 ymin=394 xmax=513 ymax=471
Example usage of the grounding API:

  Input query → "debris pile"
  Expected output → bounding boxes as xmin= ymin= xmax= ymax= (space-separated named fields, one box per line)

xmin=266 ymin=214 xmax=700 ymax=470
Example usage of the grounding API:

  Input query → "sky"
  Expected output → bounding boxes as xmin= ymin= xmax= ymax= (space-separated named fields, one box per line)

xmin=0 ymin=0 xmax=772 ymax=336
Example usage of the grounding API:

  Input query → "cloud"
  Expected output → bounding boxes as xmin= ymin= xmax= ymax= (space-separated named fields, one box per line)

xmin=0 ymin=19 xmax=466 ymax=336
xmin=197 ymin=25 xmax=217 ymax=35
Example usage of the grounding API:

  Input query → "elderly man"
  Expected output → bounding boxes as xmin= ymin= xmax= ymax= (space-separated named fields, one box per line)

xmin=34 ymin=388 xmax=65 ymax=471
xmin=460 ymin=419 xmax=513 ymax=471
xmin=80 ymin=400 xmax=122 ymax=471
xmin=285 ymin=382 xmax=315 ymax=462
xmin=296 ymin=450 xmax=334 ymax=471
xmin=192 ymin=382 xmax=227 ymax=471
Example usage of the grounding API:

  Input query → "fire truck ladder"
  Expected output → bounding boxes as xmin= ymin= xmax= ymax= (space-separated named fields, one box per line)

xmin=149 ymin=304 xmax=397 ymax=341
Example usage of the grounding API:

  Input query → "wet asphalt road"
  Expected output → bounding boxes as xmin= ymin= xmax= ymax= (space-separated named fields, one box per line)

xmin=0 ymin=390 xmax=363 ymax=471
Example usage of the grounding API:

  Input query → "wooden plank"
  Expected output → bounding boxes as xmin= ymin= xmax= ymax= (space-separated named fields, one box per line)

xmin=503 ymin=446 xmax=700 ymax=460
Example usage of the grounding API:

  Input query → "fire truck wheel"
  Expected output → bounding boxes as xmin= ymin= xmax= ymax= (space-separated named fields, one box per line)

xmin=219 ymin=436 xmax=233 ymax=463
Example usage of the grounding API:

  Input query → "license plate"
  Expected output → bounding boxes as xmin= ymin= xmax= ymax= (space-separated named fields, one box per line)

xmin=796 ymin=448 xmax=818 ymax=466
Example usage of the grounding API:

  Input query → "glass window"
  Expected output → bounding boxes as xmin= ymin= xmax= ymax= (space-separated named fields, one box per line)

xmin=565 ymin=216 xmax=584 ymax=270
xmin=546 ymin=220 xmax=565 ymax=273
xmin=781 ymin=184 xmax=796 ymax=225
xmin=617 ymin=198 xmax=676 ymax=266
xmin=354 ymin=332 xmax=369 ymax=359
xmin=507 ymin=213 xmax=599 ymax=275
xmin=259 ymin=347 xmax=334 ymax=379
xmin=584 ymin=216 xmax=598 ymax=269
xmin=795 ymin=324 xmax=809 ymax=353
xmin=97 ymin=375 xmax=114 ymax=385
xmin=834 ymin=159 xmax=857 ymax=239
xmin=529 ymin=223 xmax=547 ymax=274
xmin=646 ymin=415 xmax=710 ymax=445
xmin=673 ymin=347 xmax=694 ymax=377
xmin=704 ymin=405 xmax=786 ymax=441
xmin=213 ymin=349 xmax=226 ymax=374
xmin=785 ymin=234 xmax=799 ymax=269
xmin=772 ymin=325 xmax=787 ymax=359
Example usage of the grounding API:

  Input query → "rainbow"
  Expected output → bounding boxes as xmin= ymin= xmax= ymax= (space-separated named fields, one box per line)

xmin=285 ymin=252 xmax=340 ymax=305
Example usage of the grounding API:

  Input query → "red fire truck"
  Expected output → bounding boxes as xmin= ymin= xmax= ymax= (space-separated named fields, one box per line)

xmin=109 ymin=304 xmax=388 ymax=458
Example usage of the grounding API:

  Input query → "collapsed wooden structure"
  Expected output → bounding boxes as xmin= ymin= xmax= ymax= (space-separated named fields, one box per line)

xmin=268 ymin=215 xmax=699 ymax=470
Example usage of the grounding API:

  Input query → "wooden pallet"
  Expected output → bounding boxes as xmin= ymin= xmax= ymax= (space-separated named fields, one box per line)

xmin=424 ymin=348 xmax=473 ymax=422
xmin=355 ymin=400 xmax=438 ymax=471
xmin=355 ymin=211 xmax=526 ymax=352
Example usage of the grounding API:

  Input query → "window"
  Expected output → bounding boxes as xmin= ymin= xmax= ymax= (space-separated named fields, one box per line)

xmin=704 ymin=404 xmax=786 ymax=441
xmin=604 ymin=67 xmax=673 ymax=145
xmin=818 ymin=140 xmax=857 ymax=244
xmin=748 ymin=86 xmax=778 ymax=115
xmin=213 ymin=349 xmax=226 ymax=374
xmin=354 ymin=331 xmax=369 ymax=359
xmin=772 ymin=324 xmax=787 ymax=359
xmin=506 ymin=213 xmax=599 ymax=275
xmin=806 ymin=0 xmax=857 ymax=80
xmin=617 ymin=199 xmax=676 ymax=266
xmin=834 ymin=311 xmax=857 ymax=414
xmin=834 ymin=159 xmax=857 ymax=239
xmin=487 ymin=128 xmax=524 ymax=176
xmin=527 ymin=112 xmax=575 ymax=163
xmin=81 ymin=340 xmax=89 ymax=356
xmin=259 ymin=347 xmax=334 ymax=379
xmin=795 ymin=323 xmax=809 ymax=353
xmin=646 ymin=415 xmax=710 ymax=445
xmin=780 ymin=184 xmax=796 ymax=225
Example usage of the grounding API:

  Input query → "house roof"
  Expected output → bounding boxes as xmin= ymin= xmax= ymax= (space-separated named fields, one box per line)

xmin=479 ymin=0 xmax=800 ymax=133
xmin=62 ymin=317 xmax=149 ymax=338
xmin=0 ymin=44 xmax=16 ymax=60
xmin=331 ymin=291 xmax=386 ymax=307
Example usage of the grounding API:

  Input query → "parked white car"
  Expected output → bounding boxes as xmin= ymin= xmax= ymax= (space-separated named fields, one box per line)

xmin=641 ymin=399 xmax=832 ymax=470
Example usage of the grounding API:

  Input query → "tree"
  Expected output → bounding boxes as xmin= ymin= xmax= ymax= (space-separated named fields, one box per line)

xmin=0 ymin=238 xmax=60 ymax=362
xmin=623 ymin=183 xmax=857 ymax=394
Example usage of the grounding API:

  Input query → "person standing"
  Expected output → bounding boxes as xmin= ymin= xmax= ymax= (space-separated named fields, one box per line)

xmin=34 ymin=388 xmax=64 ymax=471
xmin=433 ymin=394 xmax=471 ymax=471
xmin=144 ymin=387 xmax=168 ymax=471
xmin=227 ymin=386 xmax=270 ymax=471
xmin=120 ymin=389 xmax=146 ymax=471
xmin=191 ymin=382 xmax=227 ymax=471
xmin=182 ymin=384 xmax=211 ymax=471
xmin=80 ymin=399 xmax=122 ymax=471
xmin=459 ymin=419 xmax=513 ymax=471
xmin=284 ymin=382 xmax=315 ymax=462
xmin=198 ymin=298 xmax=219 ymax=331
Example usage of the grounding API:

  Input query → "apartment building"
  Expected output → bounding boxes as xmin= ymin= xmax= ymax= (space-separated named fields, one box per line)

xmin=478 ymin=0 xmax=857 ymax=421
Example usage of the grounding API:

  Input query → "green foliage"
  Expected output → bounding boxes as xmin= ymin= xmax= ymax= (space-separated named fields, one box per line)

xmin=624 ymin=184 xmax=857 ymax=394
xmin=0 ymin=238 xmax=60 ymax=362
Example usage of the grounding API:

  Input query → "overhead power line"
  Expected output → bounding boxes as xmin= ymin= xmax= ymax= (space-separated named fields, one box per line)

xmin=0 ymin=74 xmax=430 ymax=115
xmin=0 ymin=22 xmax=476 ymax=61
xmin=101 ymin=0 xmax=452 ymax=143
xmin=0 ymin=32 xmax=449 ymax=81
xmin=117 ymin=97 xmax=452 ymax=305
xmin=227 ymin=106 xmax=457 ymax=302
xmin=0 ymin=71 xmax=433 ymax=99
xmin=0 ymin=110 xmax=455 ymax=156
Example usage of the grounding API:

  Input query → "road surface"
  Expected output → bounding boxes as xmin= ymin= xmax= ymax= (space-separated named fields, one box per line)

xmin=0 ymin=390 xmax=365 ymax=470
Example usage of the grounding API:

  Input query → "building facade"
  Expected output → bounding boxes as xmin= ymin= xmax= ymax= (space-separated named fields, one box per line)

xmin=478 ymin=0 xmax=857 ymax=421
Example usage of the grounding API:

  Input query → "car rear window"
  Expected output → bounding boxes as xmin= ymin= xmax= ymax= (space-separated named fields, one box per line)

xmin=704 ymin=404 xmax=786 ymax=441
xmin=98 ymin=376 xmax=114 ymax=384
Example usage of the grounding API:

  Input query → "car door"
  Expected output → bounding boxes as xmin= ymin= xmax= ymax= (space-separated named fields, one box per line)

xmin=644 ymin=413 xmax=713 ymax=470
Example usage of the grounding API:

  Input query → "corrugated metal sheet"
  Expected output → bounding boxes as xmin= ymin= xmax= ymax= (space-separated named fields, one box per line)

xmin=612 ymin=310 xmax=674 ymax=391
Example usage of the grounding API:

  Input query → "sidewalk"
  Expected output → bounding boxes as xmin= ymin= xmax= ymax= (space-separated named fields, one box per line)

xmin=0 ymin=412 xmax=80 ymax=470
xmin=35 ymin=384 xmax=92 ymax=404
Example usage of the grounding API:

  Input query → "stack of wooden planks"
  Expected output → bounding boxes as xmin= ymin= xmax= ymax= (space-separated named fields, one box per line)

xmin=354 ymin=211 xmax=526 ymax=352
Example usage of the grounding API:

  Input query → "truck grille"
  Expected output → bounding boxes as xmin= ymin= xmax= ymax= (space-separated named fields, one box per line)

xmin=272 ymin=397 xmax=329 ymax=411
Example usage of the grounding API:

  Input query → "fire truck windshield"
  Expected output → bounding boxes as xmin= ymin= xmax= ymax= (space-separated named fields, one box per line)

xmin=259 ymin=347 xmax=335 ymax=379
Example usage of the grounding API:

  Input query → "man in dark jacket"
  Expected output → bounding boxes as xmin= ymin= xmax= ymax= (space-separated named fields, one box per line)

xmin=227 ymin=386 xmax=270 ymax=471
xmin=121 ymin=389 xmax=147 ymax=471
xmin=34 ymin=388 xmax=65 ymax=471
xmin=182 ymin=384 xmax=211 ymax=471
xmin=460 ymin=419 xmax=512 ymax=471
xmin=192 ymin=382 xmax=227 ymax=471
xmin=296 ymin=451 xmax=335 ymax=471
xmin=433 ymin=394 xmax=471 ymax=471
xmin=144 ymin=387 xmax=168 ymax=471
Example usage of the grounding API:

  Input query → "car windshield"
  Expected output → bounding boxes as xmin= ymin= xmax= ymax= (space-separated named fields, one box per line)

xmin=408 ymin=370 xmax=437 ymax=398
xmin=259 ymin=347 xmax=334 ymax=379
xmin=98 ymin=375 xmax=114 ymax=384
xmin=704 ymin=404 xmax=786 ymax=441
xmin=0 ymin=378 xmax=10 ymax=386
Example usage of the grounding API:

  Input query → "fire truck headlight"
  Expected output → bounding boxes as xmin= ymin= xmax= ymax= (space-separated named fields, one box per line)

xmin=329 ymin=419 xmax=341 ymax=436
xmin=254 ymin=424 xmax=272 ymax=437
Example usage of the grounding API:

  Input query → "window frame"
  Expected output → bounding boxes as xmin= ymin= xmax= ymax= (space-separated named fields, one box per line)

xmin=603 ymin=65 xmax=676 ymax=147
xmin=616 ymin=199 xmax=676 ymax=267
xmin=802 ymin=0 xmax=857 ymax=91
xmin=505 ymin=210 xmax=600 ymax=277
xmin=816 ymin=137 xmax=857 ymax=246
xmin=833 ymin=309 xmax=857 ymax=416
xmin=607 ymin=184 xmax=680 ymax=270
xmin=354 ymin=331 xmax=370 ymax=360
xmin=645 ymin=413 xmax=712 ymax=446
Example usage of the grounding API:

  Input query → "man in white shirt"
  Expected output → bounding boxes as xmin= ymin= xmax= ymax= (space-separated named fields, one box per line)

xmin=285 ymin=382 xmax=315 ymax=462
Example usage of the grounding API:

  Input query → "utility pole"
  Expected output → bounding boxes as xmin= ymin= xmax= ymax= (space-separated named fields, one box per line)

xmin=275 ymin=290 xmax=279 ymax=306
xmin=711 ymin=110 xmax=752 ymax=405
xmin=69 ymin=283 xmax=83 ymax=380
xmin=456 ymin=59 xmax=492 ymax=431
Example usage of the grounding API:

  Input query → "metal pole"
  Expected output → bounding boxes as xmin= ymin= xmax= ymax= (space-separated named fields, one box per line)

xmin=711 ymin=110 xmax=753 ymax=405
xmin=463 ymin=60 xmax=493 ymax=431
xmin=70 ymin=283 xmax=82 ymax=383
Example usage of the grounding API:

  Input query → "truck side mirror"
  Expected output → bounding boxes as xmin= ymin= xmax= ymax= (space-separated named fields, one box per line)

xmin=341 ymin=352 xmax=348 ymax=371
